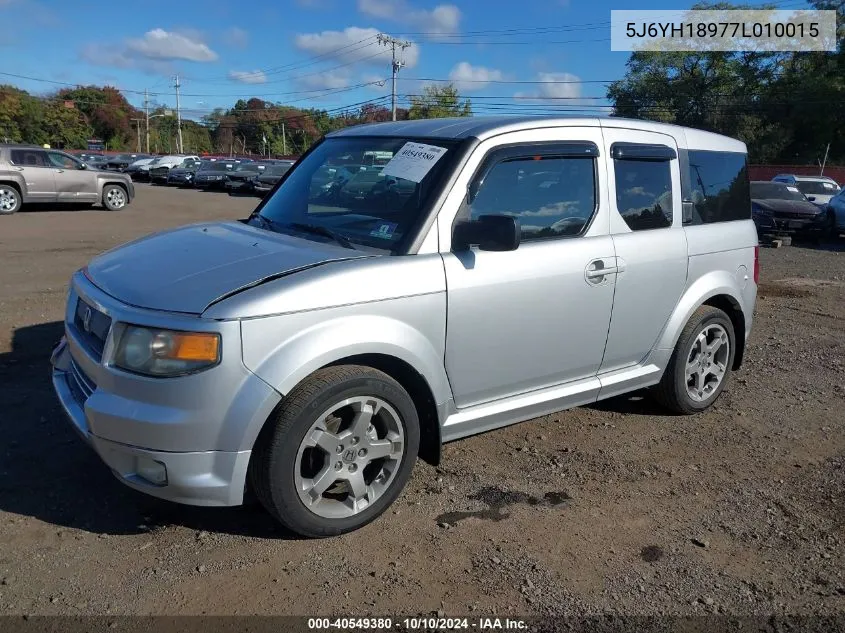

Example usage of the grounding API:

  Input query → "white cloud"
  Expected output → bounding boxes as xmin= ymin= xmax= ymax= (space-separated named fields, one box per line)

xmin=223 ymin=26 xmax=249 ymax=49
xmin=357 ymin=0 xmax=460 ymax=35
xmin=448 ymin=61 xmax=504 ymax=91
xmin=294 ymin=26 xmax=419 ymax=68
xmin=515 ymin=71 xmax=583 ymax=102
xmin=126 ymin=28 xmax=218 ymax=62
xmin=296 ymin=70 xmax=352 ymax=91
xmin=228 ymin=69 xmax=267 ymax=84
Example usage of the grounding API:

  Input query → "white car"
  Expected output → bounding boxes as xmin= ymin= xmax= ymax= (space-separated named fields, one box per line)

xmin=772 ymin=174 xmax=841 ymax=206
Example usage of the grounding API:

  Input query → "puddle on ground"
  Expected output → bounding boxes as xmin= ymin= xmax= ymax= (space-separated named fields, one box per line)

xmin=435 ymin=486 xmax=571 ymax=527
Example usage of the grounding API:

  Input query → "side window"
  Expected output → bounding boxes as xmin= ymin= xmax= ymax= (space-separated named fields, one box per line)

xmin=469 ymin=155 xmax=597 ymax=240
xmin=613 ymin=159 xmax=673 ymax=231
xmin=10 ymin=149 xmax=47 ymax=167
xmin=686 ymin=150 xmax=750 ymax=224
xmin=47 ymin=152 xmax=79 ymax=169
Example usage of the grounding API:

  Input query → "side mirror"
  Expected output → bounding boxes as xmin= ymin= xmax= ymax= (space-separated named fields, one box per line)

xmin=79 ymin=163 xmax=88 ymax=170
xmin=453 ymin=214 xmax=520 ymax=252
xmin=807 ymin=195 xmax=816 ymax=202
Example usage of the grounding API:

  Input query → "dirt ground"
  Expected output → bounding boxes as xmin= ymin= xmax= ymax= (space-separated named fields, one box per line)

xmin=0 ymin=184 xmax=843 ymax=619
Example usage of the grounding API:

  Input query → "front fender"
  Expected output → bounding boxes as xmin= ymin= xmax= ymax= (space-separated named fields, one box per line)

xmin=655 ymin=269 xmax=748 ymax=353
xmin=239 ymin=293 xmax=449 ymax=448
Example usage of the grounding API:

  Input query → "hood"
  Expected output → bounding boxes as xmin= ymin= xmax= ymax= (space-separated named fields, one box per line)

xmin=752 ymin=198 xmax=823 ymax=215
xmin=169 ymin=167 xmax=195 ymax=175
xmin=85 ymin=221 xmax=369 ymax=314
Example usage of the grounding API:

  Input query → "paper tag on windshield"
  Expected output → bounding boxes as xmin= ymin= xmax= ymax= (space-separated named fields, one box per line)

xmin=380 ymin=142 xmax=447 ymax=183
xmin=787 ymin=186 xmax=800 ymax=193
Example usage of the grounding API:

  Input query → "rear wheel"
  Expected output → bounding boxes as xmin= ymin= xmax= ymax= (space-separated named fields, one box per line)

xmin=102 ymin=185 xmax=127 ymax=211
xmin=652 ymin=305 xmax=735 ymax=414
xmin=0 ymin=185 xmax=21 ymax=215
xmin=250 ymin=365 xmax=419 ymax=538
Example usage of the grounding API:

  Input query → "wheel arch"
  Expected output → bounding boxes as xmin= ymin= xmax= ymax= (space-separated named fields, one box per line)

xmin=655 ymin=271 xmax=750 ymax=371
xmin=0 ymin=179 xmax=24 ymax=198
xmin=241 ymin=313 xmax=450 ymax=466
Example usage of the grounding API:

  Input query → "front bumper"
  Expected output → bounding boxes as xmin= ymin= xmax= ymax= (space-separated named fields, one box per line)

xmin=755 ymin=213 xmax=828 ymax=235
xmin=49 ymin=273 xmax=282 ymax=507
xmin=194 ymin=178 xmax=227 ymax=189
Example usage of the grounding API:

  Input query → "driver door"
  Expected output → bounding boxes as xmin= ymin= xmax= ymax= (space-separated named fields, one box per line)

xmin=442 ymin=130 xmax=617 ymax=408
xmin=48 ymin=151 xmax=98 ymax=203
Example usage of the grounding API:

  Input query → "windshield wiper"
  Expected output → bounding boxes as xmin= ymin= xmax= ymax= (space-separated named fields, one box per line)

xmin=287 ymin=222 xmax=356 ymax=250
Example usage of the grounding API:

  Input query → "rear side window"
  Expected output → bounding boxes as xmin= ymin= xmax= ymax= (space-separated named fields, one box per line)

xmin=613 ymin=159 xmax=673 ymax=231
xmin=470 ymin=155 xmax=597 ymax=240
xmin=11 ymin=149 xmax=47 ymax=167
xmin=686 ymin=150 xmax=750 ymax=223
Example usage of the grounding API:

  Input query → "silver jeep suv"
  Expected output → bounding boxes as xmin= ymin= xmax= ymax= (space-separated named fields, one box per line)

xmin=50 ymin=116 xmax=758 ymax=537
xmin=0 ymin=144 xmax=134 ymax=214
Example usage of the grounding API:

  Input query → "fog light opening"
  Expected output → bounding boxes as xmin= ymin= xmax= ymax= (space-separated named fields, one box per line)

xmin=135 ymin=457 xmax=168 ymax=486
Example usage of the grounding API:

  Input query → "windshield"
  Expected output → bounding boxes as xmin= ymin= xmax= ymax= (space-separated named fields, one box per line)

xmin=795 ymin=180 xmax=840 ymax=195
xmin=177 ymin=159 xmax=196 ymax=168
xmin=235 ymin=162 xmax=260 ymax=171
xmin=263 ymin=164 xmax=292 ymax=176
xmin=752 ymin=182 xmax=807 ymax=201
xmin=251 ymin=136 xmax=457 ymax=252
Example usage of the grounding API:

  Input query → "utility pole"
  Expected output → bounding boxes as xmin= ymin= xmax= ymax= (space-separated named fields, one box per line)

xmin=820 ymin=142 xmax=830 ymax=176
xmin=131 ymin=118 xmax=143 ymax=153
xmin=282 ymin=121 xmax=286 ymax=155
xmin=143 ymin=89 xmax=150 ymax=154
xmin=377 ymin=33 xmax=411 ymax=121
xmin=173 ymin=75 xmax=183 ymax=154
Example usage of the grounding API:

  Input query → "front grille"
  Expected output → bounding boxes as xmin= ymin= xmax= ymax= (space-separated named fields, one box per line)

xmin=72 ymin=299 xmax=111 ymax=361
xmin=68 ymin=358 xmax=96 ymax=402
xmin=772 ymin=211 xmax=819 ymax=220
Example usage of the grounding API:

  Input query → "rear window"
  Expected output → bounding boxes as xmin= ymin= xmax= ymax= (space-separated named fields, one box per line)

xmin=686 ymin=150 xmax=750 ymax=224
xmin=795 ymin=180 xmax=840 ymax=195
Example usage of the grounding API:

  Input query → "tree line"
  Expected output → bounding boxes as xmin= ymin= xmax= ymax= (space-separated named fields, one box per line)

xmin=0 ymin=82 xmax=472 ymax=156
xmin=607 ymin=0 xmax=845 ymax=165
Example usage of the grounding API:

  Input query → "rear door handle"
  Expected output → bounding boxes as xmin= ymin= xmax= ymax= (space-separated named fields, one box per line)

xmin=585 ymin=258 xmax=619 ymax=284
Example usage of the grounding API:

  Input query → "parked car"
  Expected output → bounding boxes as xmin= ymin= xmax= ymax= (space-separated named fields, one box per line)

xmin=825 ymin=188 xmax=845 ymax=237
xmin=253 ymin=161 xmax=295 ymax=196
xmin=83 ymin=155 xmax=110 ymax=170
xmin=751 ymin=180 xmax=834 ymax=237
xmin=124 ymin=158 xmax=156 ymax=180
xmin=771 ymin=174 xmax=841 ymax=206
xmin=224 ymin=161 xmax=281 ymax=195
xmin=0 ymin=144 xmax=134 ymax=214
xmin=149 ymin=155 xmax=201 ymax=184
xmin=105 ymin=153 xmax=150 ymax=172
xmin=193 ymin=159 xmax=236 ymax=189
xmin=50 ymin=116 xmax=758 ymax=537
xmin=132 ymin=157 xmax=161 ymax=182
xmin=166 ymin=159 xmax=202 ymax=187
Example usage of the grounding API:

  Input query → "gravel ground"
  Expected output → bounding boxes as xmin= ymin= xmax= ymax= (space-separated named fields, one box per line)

xmin=0 ymin=184 xmax=843 ymax=620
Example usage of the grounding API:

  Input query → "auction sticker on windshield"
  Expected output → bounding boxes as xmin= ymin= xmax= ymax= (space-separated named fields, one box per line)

xmin=380 ymin=142 xmax=447 ymax=183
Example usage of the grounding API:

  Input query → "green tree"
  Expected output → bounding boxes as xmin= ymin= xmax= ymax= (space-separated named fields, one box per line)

xmin=408 ymin=83 xmax=471 ymax=119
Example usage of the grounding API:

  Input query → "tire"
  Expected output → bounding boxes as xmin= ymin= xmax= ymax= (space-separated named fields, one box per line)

xmin=102 ymin=184 xmax=128 ymax=211
xmin=652 ymin=305 xmax=736 ymax=415
xmin=250 ymin=365 xmax=420 ymax=538
xmin=0 ymin=184 xmax=21 ymax=215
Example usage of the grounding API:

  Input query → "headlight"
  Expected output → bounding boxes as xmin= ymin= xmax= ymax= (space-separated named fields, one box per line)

xmin=113 ymin=325 xmax=220 ymax=377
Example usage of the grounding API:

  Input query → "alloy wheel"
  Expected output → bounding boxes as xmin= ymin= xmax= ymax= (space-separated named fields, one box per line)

xmin=294 ymin=396 xmax=404 ymax=519
xmin=685 ymin=324 xmax=730 ymax=402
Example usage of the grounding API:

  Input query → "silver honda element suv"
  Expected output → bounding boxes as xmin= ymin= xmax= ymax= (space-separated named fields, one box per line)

xmin=51 ymin=116 xmax=759 ymax=537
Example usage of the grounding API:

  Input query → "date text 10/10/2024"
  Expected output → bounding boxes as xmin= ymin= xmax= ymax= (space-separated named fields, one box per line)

xmin=307 ymin=617 xmax=528 ymax=630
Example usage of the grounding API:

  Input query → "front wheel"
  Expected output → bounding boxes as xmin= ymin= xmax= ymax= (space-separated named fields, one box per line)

xmin=102 ymin=185 xmax=127 ymax=211
xmin=250 ymin=365 xmax=420 ymax=538
xmin=652 ymin=305 xmax=735 ymax=414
